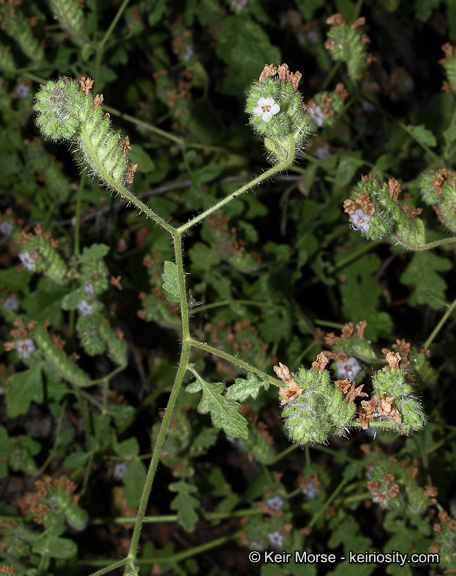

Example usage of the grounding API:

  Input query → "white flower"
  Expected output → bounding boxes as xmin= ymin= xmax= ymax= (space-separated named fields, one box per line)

xmin=16 ymin=339 xmax=35 ymax=359
xmin=3 ymin=297 xmax=19 ymax=311
xmin=349 ymin=209 xmax=371 ymax=233
xmin=113 ymin=461 xmax=128 ymax=480
xmin=16 ymin=82 xmax=30 ymax=99
xmin=309 ymin=105 xmax=325 ymax=127
xmin=77 ymin=300 xmax=94 ymax=315
xmin=19 ymin=252 xmax=34 ymax=271
xmin=0 ymin=221 xmax=13 ymax=236
xmin=252 ymin=97 xmax=280 ymax=123
xmin=268 ymin=531 xmax=284 ymax=547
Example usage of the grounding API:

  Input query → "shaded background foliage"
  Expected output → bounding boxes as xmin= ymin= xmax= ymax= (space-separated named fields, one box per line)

xmin=1 ymin=0 xmax=456 ymax=574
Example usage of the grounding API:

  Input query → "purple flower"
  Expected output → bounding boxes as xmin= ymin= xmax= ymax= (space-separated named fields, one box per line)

xmin=16 ymin=339 xmax=35 ymax=359
xmin=267 ymin=495 xmax=285 ymax=511
xmin=251 ymin=539 xmax=264 ymax=551
xmin=16 ymin=82 xmax=30 ymax=98
xmin=3 ymin=297 xmax=18 ymax=311
xmin=307 ymin=30 xmax=319 ymax=44
xmin=0 ymin=221 xmax=13 ymax=236
xmin=77 ymin=300 xmax=94 ymax=315
xmin=337 ymin=357 xmax=361 ymax=380
xmin=349 ymin=209 xmax=371 ymax=233
xmin=231 ymin=0 xmax=248 ymax=9
xmin=252 ymin=97 xmax=280 ymax=123
xmin=309 ymin=105 xmax=325 ymax=127
xmin=183 ymin=45 xmax=194 ymax=61
xmin=316 ymin=145 xmax=330 ymax=159
xmin=268 ymin=531 xmax=283 ymax=547
xmin=84 ymin=281 xmax=94 ymax=294
xmin=113 ymin=461 xmax=128 ymax=480
xmin=19 ymin=252 xmax=35 ymax=271
xmin=301 ymin=482 xmax=317 ymax=500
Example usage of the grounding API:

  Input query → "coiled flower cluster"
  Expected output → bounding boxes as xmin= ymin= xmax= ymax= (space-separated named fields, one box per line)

xmin=34 ymin=76 xmax=137 ymax=190
xmin=245 ymin=63 xmax=310 ymax=165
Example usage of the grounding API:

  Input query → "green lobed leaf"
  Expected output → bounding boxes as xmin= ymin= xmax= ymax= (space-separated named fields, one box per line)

xmin=408 ymin=124 xmax=437 ymax=147
xmin=187 ymin=372 xmax=249 ymax=439
xmin=114 ymin=437 xmax=140 ymax=459
xmin=162 ymin=260 xmax=180 ymax=302
xmin=169 ymin=479 xmax=200 ymax=532
xmin=62 ymin=452 xmax=90 ymax=469
xmin=5 ymin=362 xmax=44 ymax=417
xmin=226 ymin=372 xmax=264 ymax=401
xmin=31 ymin=534 xmax=77 ymax=559
xmin=78 ymin=243 xmax=110 ymax=263
xmin=400 ymin=251 xmax=452 ymax=310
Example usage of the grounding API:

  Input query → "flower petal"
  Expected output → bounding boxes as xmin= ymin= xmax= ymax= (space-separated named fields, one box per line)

xmin=271 ymin=103 xmax=280 ymax=114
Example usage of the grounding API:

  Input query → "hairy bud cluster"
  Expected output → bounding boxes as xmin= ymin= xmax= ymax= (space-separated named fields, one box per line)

xmin=324 ymin=13 xmax=373 ymax=82
xmin=245 ymin=63 xmax=310 ymax=165
xmin=419 ymin=168 xmax=456 ymax=233
xmin=34 ymin=77 xmax=137 ymax=190
xmin=275 ymin=360 xmax=357 ymax=445
xmin=372 ymin=363 xmax=426 ymax=434
xmin=307 ymin=83 xmax=349 ymax=128
xmin=344 ymin=175 xmax=426 ymax=249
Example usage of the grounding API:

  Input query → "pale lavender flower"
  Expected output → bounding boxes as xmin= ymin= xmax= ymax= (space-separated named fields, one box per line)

xmin=84 ymin=281 xmax=94 ymax=294
xmin=301 ymin=482 xmax=317 ymax=500
xmin=316 ymin=145 xmax=330 ymax=159
xmin=16 ymin=82 xmax=30 ymax=98
xmin=113 ymin=461 xmax=128 ymax=480
xmin=268 ymin=531 xmax=283 ymax=547
xmin=267 ymin=495 xmax=285 ymax=511
xmin=16 ymin=339 xmax=35 ymax=359
xmin=309 ymin=105 xmax=325 ymax=127
xmin=77 ymin=300 xmax=94 ymax=315
xmin=372 ymin=491 xmax=390 ymax=508
xmin=307 ymin=30 xmax=319 ymax=44
xmin=19 ymin=252 xmax=34 ymax=271
xmin=349 ymin=209 xmax=371 ymax=233
xmin=231 ymin=0 xmax=248 ymax=9
xmin=251 ymin=539 xmax=264 ymax=551
xmin=184 ymin=45 xmax=194 ymax=61
xmin=0 ymin=221 xmax=13 ymax=236
xmin=3 ymin=297 xmax=18 ymax=311
xmin=252 ymin=97 xmax=280 ymax=123
xmin=337 ymin=357 xmax=361 ymax=380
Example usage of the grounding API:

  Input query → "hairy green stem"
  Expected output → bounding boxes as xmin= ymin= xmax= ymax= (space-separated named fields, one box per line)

xmin=187 ymin=338 xmax=283 ymax=387
xmin=177 ymin=138 xmax=296 ymax=234
xmin=424 ymin=295 xmax=456 ymax=349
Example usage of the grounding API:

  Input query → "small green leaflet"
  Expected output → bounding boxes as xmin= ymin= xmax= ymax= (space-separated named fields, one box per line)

xmin=186 ymin=371 xmax=249 ymax=439
xmin=78 ymin=243 xmax=110 ymax=263
xmin=408 ymin=124 xmax=436 ymax=147
xmin=162 ymin=260 xmax=180 ymax=302
xmin=5 ymin=361 xmax=44 ymax=417
xmin=169 ymin=479 xmax=200 ymax=532
xmin=226 ymin=372 xmax=267 ymax=402
xmin=400 ymin=251 xmax=451 ymax=309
